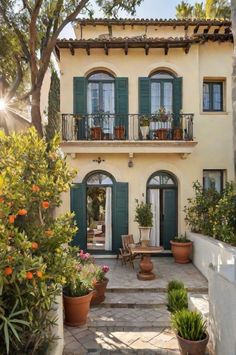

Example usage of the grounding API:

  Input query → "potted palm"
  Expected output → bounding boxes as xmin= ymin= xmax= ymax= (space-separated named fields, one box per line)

xmin=140 ymin=116 xmax=150 ymax=139
xmin=91 ymin=264 xmax=110 ymax=305
xmin=135 ymin=199 xmax=153 ymax=246
xmin=171 ymin=309 xmax=209 ymax=355
xmin=63 ymin=262 xmax=95 ymax=327
xmin=170 ymin=235 xmax=192 ymax=264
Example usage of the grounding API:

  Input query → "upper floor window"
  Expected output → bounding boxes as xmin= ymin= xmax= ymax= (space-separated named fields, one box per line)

xmin=203 ymin=170 xmax=224 ymax=193
xmin=150 ymin=71 xmax=175 ymax=114
xmin=87 ymin=72 xmax=115 ymax=114
xmin=203 ymin=81 xmax=224 ymax=112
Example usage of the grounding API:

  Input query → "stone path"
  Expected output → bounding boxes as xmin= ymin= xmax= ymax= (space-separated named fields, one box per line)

xmin=64 ymin=257 xmax=208 ymax=355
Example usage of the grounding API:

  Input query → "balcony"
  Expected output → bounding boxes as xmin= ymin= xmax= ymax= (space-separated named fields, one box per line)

xmin=61 ymin=113 xmax=197 ymax=156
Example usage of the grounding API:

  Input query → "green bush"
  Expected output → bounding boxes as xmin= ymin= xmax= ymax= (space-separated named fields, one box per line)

xmin=168 ymin=289 xmax=188 ymax=313
xmin=184 ymin=181 xmax=236 ymax=246
xmin=134 ymin=199 xmax=153 ymax=227
xmin=171 ymin=309 xmax=207 ymax=341
xmin=167 ymin=280 xmax=185 ymax=293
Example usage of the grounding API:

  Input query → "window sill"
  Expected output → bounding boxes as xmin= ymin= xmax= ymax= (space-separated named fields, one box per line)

xmin=200 ymin=111 xmax=229 ymax=116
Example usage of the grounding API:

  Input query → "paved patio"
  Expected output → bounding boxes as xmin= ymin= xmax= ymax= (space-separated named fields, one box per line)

xmin=64 ymin=257 xmax=208 ymax=355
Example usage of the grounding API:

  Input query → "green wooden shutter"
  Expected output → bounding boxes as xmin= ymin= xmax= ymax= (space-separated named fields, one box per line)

xmin=73 ymin=77 xmax=87 ymax=139
xmin=139 ymin=77 xmax=151 ymax=115
xmin=112 ymin=182 xmax=128 ymax=252
xmin=173 ymin=77 xmax=183 ymax=127
xmin=70 ymin=183 xmax=87 ymax=250
xmin=115 ymin=78 xmax=128 ymax=138
xmin=162 ymin=189 xmax=177 ymax=250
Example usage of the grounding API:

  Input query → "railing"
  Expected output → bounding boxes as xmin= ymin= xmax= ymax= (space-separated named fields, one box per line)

xmin=62 ymin=113 xmax=194 ymax=141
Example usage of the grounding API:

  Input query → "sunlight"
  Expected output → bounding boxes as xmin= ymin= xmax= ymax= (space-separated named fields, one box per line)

xmin=0 ymin=98 xmax=7 ymax=111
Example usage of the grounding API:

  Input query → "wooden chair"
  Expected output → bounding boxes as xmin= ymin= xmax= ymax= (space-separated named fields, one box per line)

xmin=118 ymin=234 xmax=139 ymax=268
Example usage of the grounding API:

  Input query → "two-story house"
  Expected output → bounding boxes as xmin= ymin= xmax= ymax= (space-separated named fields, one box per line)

xmin=56 ymin=18 xmax=234 ymax=253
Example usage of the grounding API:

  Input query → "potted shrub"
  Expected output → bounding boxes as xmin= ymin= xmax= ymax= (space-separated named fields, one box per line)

xmin=91 ymin=264 xmax=110 ymax=305
xmin=140 ymin=116 xmax=150 ymax=139
xmin=170 ymin=235 xmax=192 ymax=264
xmin=135 ymin=199 xmax=153 ymax=246
xmin=167 ymin=289 xmax=188 ymax=313
xmin=171 ymin=309 xmax=209 ymax=355
xmin=63 ymin=262 xmax=95 ymax=327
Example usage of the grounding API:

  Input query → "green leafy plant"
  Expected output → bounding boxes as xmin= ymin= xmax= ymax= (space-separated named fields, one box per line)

xmin=171 ymin=309 xmax=207 ymax=341
xmin=167 ymin=280 xmax=185 ymax=293
xmin=140 ymin=116 xmax=150 ymax=127
xmin=168 ymin=289 xmax=188 ymax=313
xmin=134 ymin=199 xmax=153 ymax=227
xmin=173 ymin=235 xmax=191 ymax=243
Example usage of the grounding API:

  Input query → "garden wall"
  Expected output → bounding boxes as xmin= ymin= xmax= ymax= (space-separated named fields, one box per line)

xmin=208 ymin=264 xmax=236 ymax=355
xmin=187 ymin=232 xmax=236 ymax=280
xmin=47 ymin=295 xmax=64 ymax=355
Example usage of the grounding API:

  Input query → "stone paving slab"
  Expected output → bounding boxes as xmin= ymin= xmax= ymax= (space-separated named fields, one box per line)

xmin=88 ymin=307 xmax=170 ymax=328
xmin=96 ymin=257 xmax=208 ymax=292
xmin=94 ymin=292 xmax=167 ymax=308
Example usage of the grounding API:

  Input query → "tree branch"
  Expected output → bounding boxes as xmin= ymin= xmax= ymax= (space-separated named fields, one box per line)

xmin=22 ymin=0 xmax=32 ymax=14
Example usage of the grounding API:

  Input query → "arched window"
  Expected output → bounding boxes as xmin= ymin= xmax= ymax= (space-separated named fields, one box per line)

xmin=86 ymin=172 xmax=113 ymax=186
xmin=87 ymin=71 xmax=115 ymax=114
xmin=150 ymin=70 xmax=175 ymax=115
xmin=147 ymin=171 xmax=177 ymax=188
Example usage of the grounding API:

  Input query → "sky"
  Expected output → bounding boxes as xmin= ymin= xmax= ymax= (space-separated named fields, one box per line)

xmin=60 ymin=0 xmax=196 ymax=39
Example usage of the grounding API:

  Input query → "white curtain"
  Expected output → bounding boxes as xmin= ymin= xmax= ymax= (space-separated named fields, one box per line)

xmin=105 ymin=187 xmax=112 ymax=251
xmin=149 ymin=189 xmax=160 ymax=246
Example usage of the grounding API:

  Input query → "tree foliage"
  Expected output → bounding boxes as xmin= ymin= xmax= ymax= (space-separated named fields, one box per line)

xmin=176 ymin=0 xmax=230 ymax=19
xmin=46 ymin=69 xmax=60 ymax=142
xmin=0 ymin=0 xmax=144 ymax=135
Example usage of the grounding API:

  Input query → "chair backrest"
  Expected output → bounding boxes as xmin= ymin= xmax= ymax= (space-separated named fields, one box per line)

xmin=121 ymin=234 xmax=134 ymax=252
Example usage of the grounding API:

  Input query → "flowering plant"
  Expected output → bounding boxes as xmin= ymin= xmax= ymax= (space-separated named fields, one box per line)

xmin=77 ymin=250 xmax=94 ymax=264
xmin=63 ymin=262 xmax=96 ymax=297
xmin=94 ymin=265 xmax=110 ymax=283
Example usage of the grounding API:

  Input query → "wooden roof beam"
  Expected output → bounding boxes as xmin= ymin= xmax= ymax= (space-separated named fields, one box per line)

xmin=104 ymin=43 xmax=109 ymax=55
xmin=164 ymin=44 xmax=169 ymax=55
xmin=225 ymin=27 xmax=231 ymax=34
xmin=184 ymin=43 xmax=191 ymax=54
xmin=86 ymin=44 xmax=90 ymax=55
xmin=204 ymin=25 xmax=211 ymax=34
xmin=124 ymin=42 xmax=128 ymax=55
xmin=145 ymin=43 xmax=149 ymax=55
xmin=55 ymin=45 xmax=60 ymax=61
xmin=194 ymin=24 xmax=200 ymax=33
xmin=184 ymin=22 xmax=189 ymax=31
xmin=68 ymin=43 xmax=75 ymax=56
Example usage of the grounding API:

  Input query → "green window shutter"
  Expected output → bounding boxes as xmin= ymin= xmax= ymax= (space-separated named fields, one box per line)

xmin=173 ymin=77 xmax=183 ymax=126
xmin=139 ymin=77 xmax=151 ymax=115
xmin=115 ymin=78 xmax=128 ymax=138
xmin=70 ymin=183 xmax=87 ymax=250
xmin=73 ymin=77 xmax=87 ymax=139
xmin=112 ymin=182 xmax=128 ymax=252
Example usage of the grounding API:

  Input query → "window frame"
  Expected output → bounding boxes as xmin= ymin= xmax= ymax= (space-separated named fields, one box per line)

xmin=150 ymin=71 xmax=175 ymax=114
xmin=203 ymin=81 xmax=224 ymax=112
xmin=202 ymin=169 xmax=224 ymax=193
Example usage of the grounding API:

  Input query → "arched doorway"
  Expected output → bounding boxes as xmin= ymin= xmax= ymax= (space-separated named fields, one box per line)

xmin=147 ymin=171 xmax=178 ymax=250
xmin=70 ymin=171 xmax=128 ymax=253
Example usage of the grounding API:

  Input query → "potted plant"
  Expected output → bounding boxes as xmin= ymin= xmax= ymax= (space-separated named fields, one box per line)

xmin=157 ymin=107 xmax=169 ymax=121
xmin=134 ymin=199 xmax=153 ymax=246
xmin=91 ymin=264 xmax=110 ymax=305
xmin=140 ymin=116 xmax=150 ymax=139
xmin=170 ymin=235 xmax=193 ymax=264
xmin=171 ymin=309 xmax=209 ymax=355
xmin=114 ymin=126 xmax=125 ymax=140
xmin=63 ymin=262 xmax=95 ymax=327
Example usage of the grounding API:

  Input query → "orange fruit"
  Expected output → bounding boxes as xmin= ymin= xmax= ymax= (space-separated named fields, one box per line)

xmin=32 ymin=185 xmax=40 ymax=192
xmin=26 ymin=272 xmax=33 ymax=280
xmin=31 ymin=242 xmax=39 ymax=250
xmin=7 ymin=256 xmax=13 ymax=261
xmin=9 ymin=215 xmax=16 ymax=224
xmin=42 ymin=201 xmax=49 ymax=209
xmin=18 ymin=209 xmax=27 ymax=216
xmin=36 ymin=271 xmax=43 ymax=278
xmin=45 ymin=230 xmax=53 ymax=237
xmin=0 ymin=197 xmax=4 ymax=203
xmin=4 ymin=267 xmax=13 ymax=276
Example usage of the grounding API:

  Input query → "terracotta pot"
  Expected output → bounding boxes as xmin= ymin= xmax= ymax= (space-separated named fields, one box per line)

xmin=114 ymin=126 xmax=125 ymax=140
xmin=63 ymin=291 xmax=93 ymax=327
xmin=156 ymin=128 xmax=168 ymax=140
xmin=140 ymin=255 xmax=153 ymax=273
xmin=177 ymin=333 xmax=209 ymax=355
xmin=91 ymin=127 xmax=103 ymax=140
xmin=91 ymin=277 xmax=109 ymax=305
xmin=173 ymin=128 xmax=183 ymax=140
xmin=170 ymin=241 xmax=193 ymax=264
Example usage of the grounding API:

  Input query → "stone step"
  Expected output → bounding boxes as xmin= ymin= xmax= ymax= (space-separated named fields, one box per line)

xmin=188 ymin=293 xmax=209 ymax=323
xmin=106 ymin=286 xmax=208 ymax=293
xmin=88 ymin=307 xmax=171 ymax=329
xmin=92 ymin=292 xmax=167 ymax=309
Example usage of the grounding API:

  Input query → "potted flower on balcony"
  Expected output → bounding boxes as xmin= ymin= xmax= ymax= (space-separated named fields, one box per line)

xmin=135 ymin=199 xmax=153 ymax=246
xmin=170 ymin=235 xmax=193 ymax=264
xmin=63 ymin=262 xmax=95 ymax=326
xmin=171 ymin=309 xmax=209 ymax=355
xmin=91 ymin=264 xmax=110 ymax=305
xmin=140 ymin=116 xmax=150 ymax=139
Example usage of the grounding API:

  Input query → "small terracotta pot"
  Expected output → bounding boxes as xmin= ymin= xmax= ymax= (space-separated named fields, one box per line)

xmin=63 ymin=291 xmax=93 ymax=327
xmin=173 ymin=128 xmax=183 ymax=140
xmin=170 ymin=241 xmax=192 ymax=264
xmin=91 ymin=127 xmax=103 ymax=140
xmin=91 ymin=277 xmax=109 ymax=305
xmin=156 ymin=128 xmax=168 ymax=140
xmin=114 ymin=126 xmax=125 ymax=140
xmin=177 ymin=333 xmax=209 ymax=355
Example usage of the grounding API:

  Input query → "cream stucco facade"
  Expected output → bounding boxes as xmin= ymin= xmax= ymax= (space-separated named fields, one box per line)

xmin=57 ymin=19 xmax=234 ymax=251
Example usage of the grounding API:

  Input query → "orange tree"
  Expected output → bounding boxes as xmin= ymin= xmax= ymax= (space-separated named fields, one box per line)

xmin=0 ymin=128 xmax=77 ymax=354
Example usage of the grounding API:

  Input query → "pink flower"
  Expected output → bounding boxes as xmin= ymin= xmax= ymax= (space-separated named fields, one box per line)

xmin=80 ymin=252 xmax=90 ymax=261
xmin=102 ymin=265 xmax=109 ymax=273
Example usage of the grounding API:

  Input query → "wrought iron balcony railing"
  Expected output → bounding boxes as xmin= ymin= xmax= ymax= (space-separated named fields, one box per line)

xmin=62 ymin=113 xmax=194 ymax=141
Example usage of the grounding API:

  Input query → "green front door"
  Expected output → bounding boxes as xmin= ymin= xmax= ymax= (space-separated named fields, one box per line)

xmin=161 ymin=189 xmax=177 ymax=249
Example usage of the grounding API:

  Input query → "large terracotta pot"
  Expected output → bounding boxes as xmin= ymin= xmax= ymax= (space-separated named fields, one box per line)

xmin=156 ymin=128 xmax=168 ymax=140
xmin=177 ymin=333 xmax=209 ymax=355
xmin=63 ymin=291 xmax=93 ymax=327
xmin=91 ymin=127 xmax=103 ymax=140
xmin=173 ymin=128 xmax=183 ymax=140
xmin=91 ymin=277 xmax=109 ymax=305
xmin=114 ymin=126 xmax=125 ymax=140
xmin=170 ymin=241 xmax=192 ymax=264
